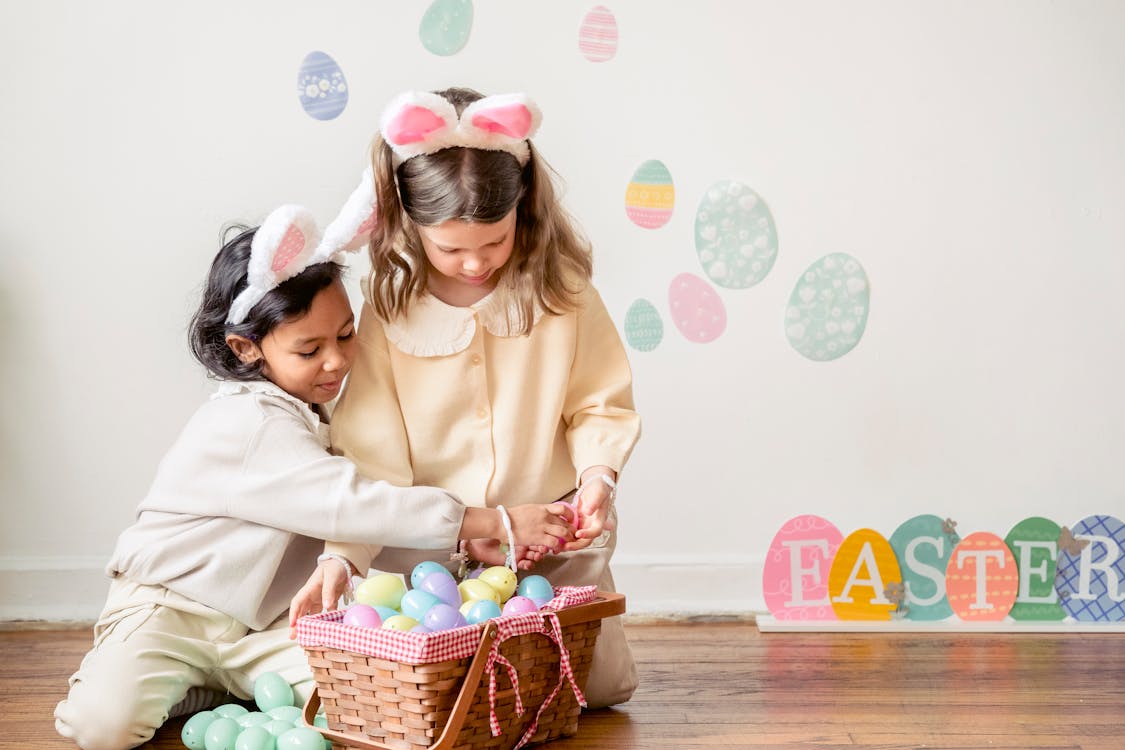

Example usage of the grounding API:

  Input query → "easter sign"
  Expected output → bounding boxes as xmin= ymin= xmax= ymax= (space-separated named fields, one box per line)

xmin=758 ymin=514 xmax=1125 ymax=632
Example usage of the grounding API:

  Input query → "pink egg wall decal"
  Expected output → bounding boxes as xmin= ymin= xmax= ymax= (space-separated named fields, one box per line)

xmin=668 ymin=273 xmax=726 ymax=343
xmin=763 ymin=515 xmax=844 ymax=621
xmin=578 ymin=5 xmax=619 ymax=62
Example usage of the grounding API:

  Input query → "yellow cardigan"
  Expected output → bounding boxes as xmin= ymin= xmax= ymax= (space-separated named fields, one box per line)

xmin=325 ymin=282 xmax=641 ymax=573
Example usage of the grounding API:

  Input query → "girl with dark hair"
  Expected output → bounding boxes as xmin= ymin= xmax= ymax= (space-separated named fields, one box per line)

xmin=54 ymin=205 xmax=572 ymax=750
xmin=291 ymin=88 xmax=642 ymax=708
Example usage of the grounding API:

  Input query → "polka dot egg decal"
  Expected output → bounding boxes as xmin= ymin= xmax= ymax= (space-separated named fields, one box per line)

xmin=785 ymin=253 xmax=870 ymax=361
xmin=419 ymin=0 xmax=473 ymax=56
xmin=624 ymin=160 xmax=674 ymax=229
xmin=297 ymin=51 xmax=348 ymax=121
xmin=668 ymin=273 xmax=726 ymax=343
xmin=624 ymin=298 xmax=663 ymax=352
xmin=694 ymin=180 xmax=778 ymax=289
xmin=578 ymin=5 xmax=619 ymax=62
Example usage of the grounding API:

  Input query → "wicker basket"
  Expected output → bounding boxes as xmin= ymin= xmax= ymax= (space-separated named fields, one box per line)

xmin=299 ymin=590 xmax=625 ymax=750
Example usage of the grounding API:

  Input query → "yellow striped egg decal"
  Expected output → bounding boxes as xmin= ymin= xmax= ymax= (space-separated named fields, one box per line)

xmin=624 ymin=160 xmax=674 ymax=229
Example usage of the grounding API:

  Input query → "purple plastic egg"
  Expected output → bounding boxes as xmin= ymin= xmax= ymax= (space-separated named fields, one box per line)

xmin=342 ymin=604 xmax=382 ymax=629
xmin=420 ymin=571 xmax=462 ymax=607
xmin=531 ymin=597 xmax=551 ymax=609
xmin=465 ymin=567 xmax=484 ymax=579
xmin=502 ymin=596 xmax=539 ymax=616
xmin=410 ymin=624 xmax=433 ymax=634
xmin=423 ymin=603 xmax=468 ymax=631
xmin=411 ymin=561 xmax=452 ymax=590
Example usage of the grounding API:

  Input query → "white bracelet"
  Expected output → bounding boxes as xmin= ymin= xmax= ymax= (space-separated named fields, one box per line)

xmin=577 ymin=473 xmax=617 ymax=501
xmin=496 ymin=505 xmax=517 ymax=572
xmin=317 ymin=553 xmax=358 ymax=592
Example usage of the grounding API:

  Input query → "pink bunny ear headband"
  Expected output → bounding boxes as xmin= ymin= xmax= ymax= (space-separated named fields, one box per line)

xmin=380 ymin=91 xmax=542 ymax=167
xmin=226 ymin=169 xmax=377 ymax=325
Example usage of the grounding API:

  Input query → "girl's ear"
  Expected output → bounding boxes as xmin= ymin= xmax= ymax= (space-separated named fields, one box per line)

xmin=225 ymin=334 xmax=262 ymax=364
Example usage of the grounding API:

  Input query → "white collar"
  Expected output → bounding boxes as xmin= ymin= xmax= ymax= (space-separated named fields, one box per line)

xmin=384 ymin=291 xmax=543 ymax=357
xmin=212 ymin=379 xmax=326 ymax=431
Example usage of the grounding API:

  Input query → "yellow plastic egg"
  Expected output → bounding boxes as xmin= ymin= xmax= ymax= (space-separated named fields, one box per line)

xmin=458 ymin=579 xmax=501 ymax=605
xmin=381 ymin=614 xmax=420 ymax=632
xmin=478 ymin=566 xmax=517 ymax=602
xmin=355 ymin=573 xmax=406 ymax=610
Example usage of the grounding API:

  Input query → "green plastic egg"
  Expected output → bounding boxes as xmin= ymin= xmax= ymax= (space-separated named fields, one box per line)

xmin=276 ymin=726 xmax=328 ymax=750
xmin=266 ymin=705 xmax=303 ymax=723
xmin=253 ymin=672 xmax=294 ymax=713
xmin=313 ymin=714 xmax=327 ymax=729
xmin=235 ymin=726 xmax=277 ymax=750
xmin=213 ymin=703 xmax=250 ymax=719
xmin=263 ymin=719 xmax=298 ymax=737
xmin=237 ymin=711 xmax=272 ymax=728
xmin=181 ymin=710 xmax=218 ymax=750
xmin=203 ymin=716 xmax=242 ymax=750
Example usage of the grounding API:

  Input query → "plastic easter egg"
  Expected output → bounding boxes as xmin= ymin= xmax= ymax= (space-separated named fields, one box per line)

xmin=694 ymin=180 xmax=778 ymax=289
xmin=420 ymin=571 xmax=462 ymax=608
xmin=214 ymin=704 xmax=250 ymax=719
xmin=946 ymin=532 xmax=1018 ymax=621
xmin=419 ymin=0 xmax=473 ymax=56
xmin=502 ymin=596 xmax=539 ymax=616
xmin=478 ymin=566 xmax=518 ymax=602
xmin=668 ymin=273 xmax=726 ymax=343
xmin=828 ymin=528 xmax=902 ymax=621
xmin=355 ymin=573 xmax=406 ymax=610
xmin=342 ymin=604 xmax=382 ymax=629
xmin=266 ymin=706 xmax=303 ymax=724
xmin=411 ymin=561 xmax=452 ymax=590
xmin=400 ymin=589 xmax=443 ymax=621
xmin=1057 ymin=514 xmax=1125 ymax=622
xmin=410 ymin=624 xmax=433 ymax=633
xmin=625 ymin=159 xmax=674 ymax=229
xmin=458 ymin=578 xmax=502 ymax=605
xmin=464 ymin=598 xmax=502 ymax=624
xmin=531 ymin=597 xmax=551 ymax=609
xmin=888 ymin=514 xmax=956 ymax=621
xmin=785 ymin=253 xmax=869 ymax=362
xmin=235 ymin=726 xmax=275 ymax=750
xmin=254 ymin=672 xmax=294 ymax=713
xmin=517 ymin=575 xmax=555 ymax=602
xmin=277 ymin=726 xmax=328 ymax=750
xmin=762 ymin=514 xmax=843 ymax=621
xmin=296 ymin=51 xmax=348 ymax=121
xmin=382 ymin=614 xmax=420 ymax=632
xmin=203 ymin=716 xmax=242 ymax=750
xmin=1005 ymin=516 xmax=1065 ymax=621
xmin=182 ymin=710 xmax=218 ymax=750
xmin=263 ymin=719 xmax=297 ymax=737
xmin=423 ymin=603 xmax=469 ymax=631
xmin=313 ymin=714 xmax=328 ymax=728
xmin=624 ymin=298 xmax=663 ymax=352
xmin=578 ymin=5 xmax=619 ymax=62
xmin=373 ymin=605 xmax=400 ymax=621
xmin=236 ymin=711 xmax=272 ymax=728
xmin=465 ymin=567 xmax=484 ymax=579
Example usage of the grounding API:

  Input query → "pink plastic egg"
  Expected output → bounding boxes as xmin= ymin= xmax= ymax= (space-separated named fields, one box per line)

xmin=342 ymin=604 xmax=382 ymax=629
xmin=502 ymin=596 xmax=539 ymax=616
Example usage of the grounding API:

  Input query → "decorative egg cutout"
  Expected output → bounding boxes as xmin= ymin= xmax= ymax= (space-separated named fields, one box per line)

xmin=296 ymin=51 xmax=348 ymax=121
xmin=419 ymin=0 xmax=473 ymax=56
xmin=888 ymin=514 xmax=956 ymax=621
xmin=624 ymin=160 xmax=674 ymax=229
xmin=1056 ymin=514 xmax=1125 ymax=622
xmin=624 ymin=298 xmax=663 ymax=352
xmin=578 ymin=5 xmax=619 ymax=62
xmin=1004 ymin=516 xmax=1065 ymax=622
xmin=828 ymin=529 xmax=902 ymax=620
xmin=668 ymin=273 xmax=726 ymax=343
xmin=785 ymin=253 xmax=869 ymax=361
xmin=694 ymin=180 xmax=778 ymax=289
xmin=762 ymin=514 xmax=844 ymax=621
xmin=945 ymin=532 xmax=1017 ymax=621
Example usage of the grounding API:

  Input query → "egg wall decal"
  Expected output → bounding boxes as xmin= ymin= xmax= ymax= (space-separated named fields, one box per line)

xmin=945 ymin=532 xmax=1017 ymax=622
xmin=1056 ymin=514 xmax=1125 ymax=622
xmin=762 ymin=514 xmax=844 ymax=621
xmin=420 ymin=0 xmax=473 ymax=56
xmin=785 ymin=253 xmax=869 ymax=362
xmin=624 ymin=160 xmax=674 ymax=229
xmin=828 ymin=528 xmax=901 ymax=621
xmin=694 ymin=180 xmax=778 ymax=289
xmin=888 ymin=514 xmax=955 ymax=621
xmin=1004 ymin=516 xmax=1065 ymax=622
xmin=578 ymin=5 xmax=619 ymax=62
xmin=668 ymin=273 xmax=725 ymax=343
xmin=624 ymin=298 xmax=663 ymax=352
xmin=297 ymin=51 xmax=349 ymax=121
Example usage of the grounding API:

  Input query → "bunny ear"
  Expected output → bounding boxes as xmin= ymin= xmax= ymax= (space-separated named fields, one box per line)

xmin=462 ymin=94 xmax=541 ymax=139
xmin=380 ymin=91 xmax=459 ymax=165
xmin=227 ymin=205 xmax=321 ymax=325
xmin=313 ymin=167 xmax=377 ymax=261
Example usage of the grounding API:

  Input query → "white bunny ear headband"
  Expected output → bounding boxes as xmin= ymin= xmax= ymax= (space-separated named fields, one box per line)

xmin=226 ymin=169 xmax=377 ymax=325
xmin=380 ymin=91 xmax=542 ymax=168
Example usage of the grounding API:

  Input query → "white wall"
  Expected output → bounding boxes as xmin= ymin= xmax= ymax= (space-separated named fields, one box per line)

xmin=2 ymin=1 xmax=1123 ymax=620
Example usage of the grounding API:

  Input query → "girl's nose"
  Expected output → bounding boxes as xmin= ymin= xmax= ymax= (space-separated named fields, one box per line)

xmin=323 ymin=347 xmax=346 ymax=372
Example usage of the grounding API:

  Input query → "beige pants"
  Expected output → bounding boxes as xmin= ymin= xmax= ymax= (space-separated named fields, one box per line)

xmin=54 ymin=579 xmax=312 ymax=750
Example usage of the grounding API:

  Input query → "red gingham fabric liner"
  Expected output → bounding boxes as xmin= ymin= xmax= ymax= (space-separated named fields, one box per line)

xmin=296 ymin=585 xmax=596 ymax=664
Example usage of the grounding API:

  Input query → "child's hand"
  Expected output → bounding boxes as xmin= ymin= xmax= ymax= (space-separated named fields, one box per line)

xmin=562 ymin=469 xmax=617 ymax=552
xmin=504 ymin=502 xmax=575 ymax=551
xmin=464 ymin=538 xmax=548 ymax=570
xmin=288 ymin=558 xmax=353 ymax=639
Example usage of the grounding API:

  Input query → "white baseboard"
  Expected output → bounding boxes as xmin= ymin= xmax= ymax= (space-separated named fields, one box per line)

xmin=0 ymin=554 xmax=767 ymax=622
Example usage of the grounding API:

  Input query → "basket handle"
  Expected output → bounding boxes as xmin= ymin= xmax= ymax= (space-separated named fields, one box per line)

xmin=303 ymin=621 xmax=500 ymax=750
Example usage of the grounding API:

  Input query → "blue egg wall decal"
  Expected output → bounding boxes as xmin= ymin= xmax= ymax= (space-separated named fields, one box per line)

xmin=420 ymin=0 xmax=474 ymax=56
xmin=297 ymin=51 xmax=348 ymax=121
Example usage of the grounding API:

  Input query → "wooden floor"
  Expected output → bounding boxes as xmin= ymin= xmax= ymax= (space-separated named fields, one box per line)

xmin=6 ymin=621 xmax=1124 ymax=749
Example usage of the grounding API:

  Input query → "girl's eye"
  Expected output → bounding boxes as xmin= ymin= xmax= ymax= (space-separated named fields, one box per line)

xmin=299 ymin=348 xmax=319 ymax=359
xmin=339 ymin=330 xmax=355 ymax=341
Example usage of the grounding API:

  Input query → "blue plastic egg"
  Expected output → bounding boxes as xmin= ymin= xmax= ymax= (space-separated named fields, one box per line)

xmin=277 ymin=726 xmax=329 ymax=750
xmin=213 ymin=704 xmax=249 ymax=719
xmin=266 ymin=705 xmax=303 ymax=724
xmin=464 ymin=599 xmax=502 ymax=624
xmin=400 ymin=589 xmax=442 ymax=621
xmin=263 ymin=719 xmax=297 ymax=737
xmin=203 ymin=716 xmax=242 ymax=750
xmin=234 ymin=726 xmax=275 ymax=750
xmin=517 ymin=575 xmax=554 ymax=602
xmin=181 ymin=710 xmax=217 ymax=750
xmin=254 ymin=672 xmax=294 ymax=713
